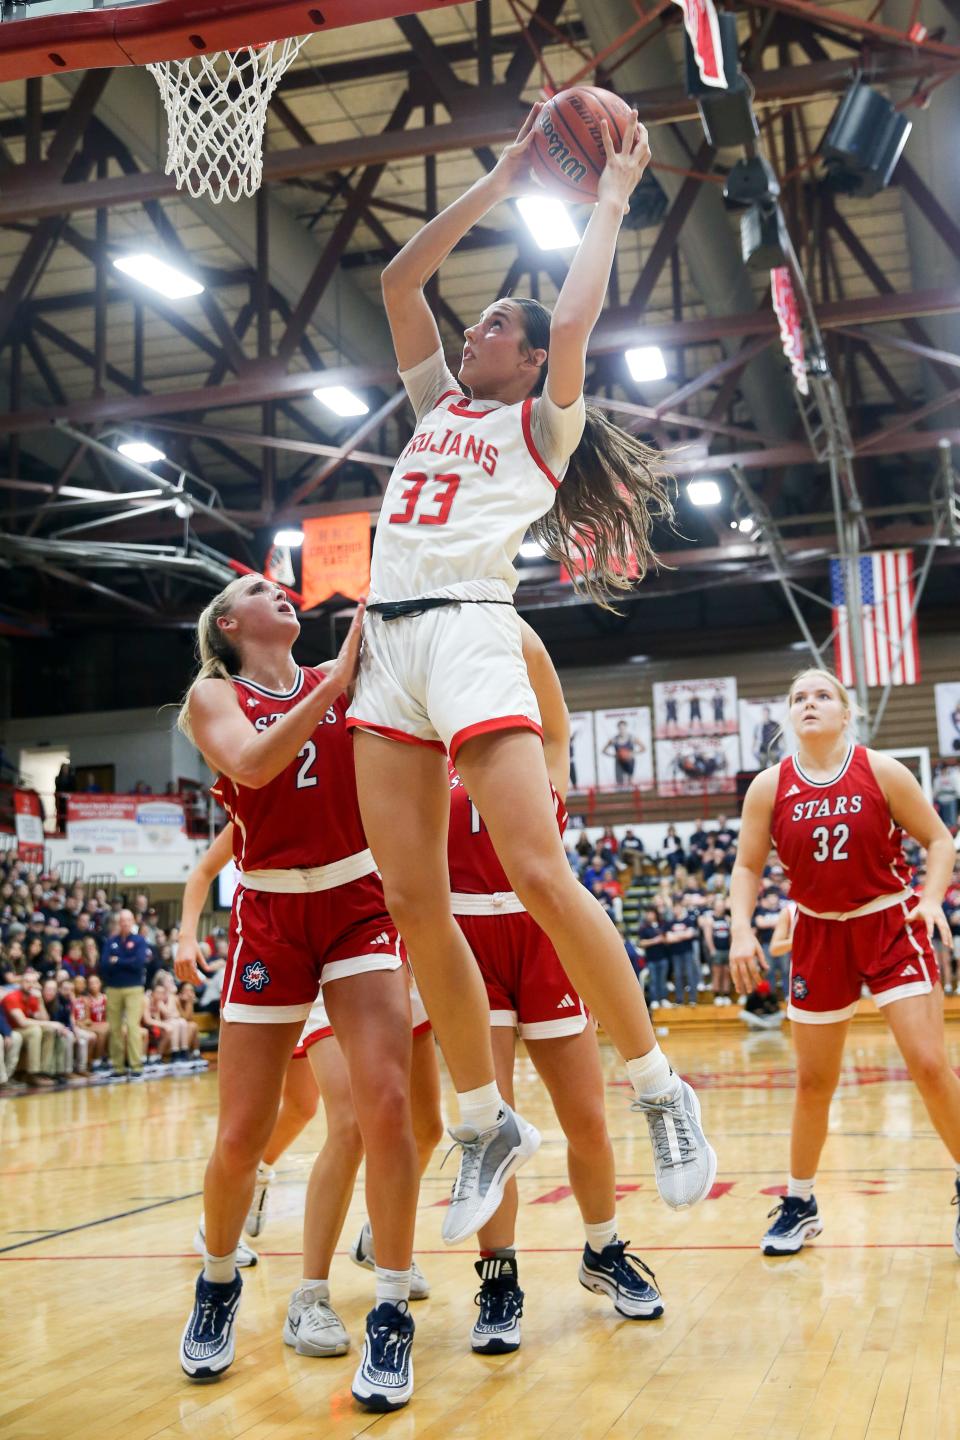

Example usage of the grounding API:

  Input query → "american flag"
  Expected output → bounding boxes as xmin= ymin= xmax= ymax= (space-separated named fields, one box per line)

xmin=829 ymin=551 xmax=919 ymax=688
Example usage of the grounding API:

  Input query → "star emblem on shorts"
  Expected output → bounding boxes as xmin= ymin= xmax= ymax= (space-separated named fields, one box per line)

xmin=240 ymin=960 xmax=270 ymax=992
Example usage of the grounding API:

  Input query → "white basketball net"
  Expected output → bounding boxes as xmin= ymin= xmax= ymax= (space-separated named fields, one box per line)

xmin=148 ymin=37 xmax=309 ymax=204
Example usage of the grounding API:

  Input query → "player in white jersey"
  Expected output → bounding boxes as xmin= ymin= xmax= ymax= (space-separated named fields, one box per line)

xmin=348 ymin=105 xmax=716 ymax=1226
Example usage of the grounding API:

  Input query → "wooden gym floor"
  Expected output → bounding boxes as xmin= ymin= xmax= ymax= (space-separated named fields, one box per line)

xmin=4 ymin=1023 xmax=960 ymax=1440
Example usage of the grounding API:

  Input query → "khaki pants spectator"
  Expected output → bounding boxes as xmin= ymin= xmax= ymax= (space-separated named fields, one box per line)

xmin=106 ymin=986 xmax=144 ymax=1072
xmin=15 ymin=1024 xmax=42 ymax=1076
xmin=1 ymin=1031 xmax=23 ymax=1084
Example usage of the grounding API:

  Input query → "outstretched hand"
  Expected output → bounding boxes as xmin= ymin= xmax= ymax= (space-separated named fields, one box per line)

xmin=329 ymin=598 xmax=366 ymax=696
xmin=597 ymin=111 xmax=651 ymax=214
xmin=490 ymin=102 xmax=543 ymax=198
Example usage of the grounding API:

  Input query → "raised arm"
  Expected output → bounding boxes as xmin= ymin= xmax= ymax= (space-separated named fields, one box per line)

xmin=381 ymin=105 xmax=543 ymax=371
xmin=545 ymin=114 xmax=651 ymax=408
xmin=176 ymin=823 xmax=233 ymax=985
xmin=519 ymin=618 xmax=570 ymax=800
xmin=729 ymin=768 xmax=778 ymax=993
xmin=188 ymin=602 xmax=364 ymax=790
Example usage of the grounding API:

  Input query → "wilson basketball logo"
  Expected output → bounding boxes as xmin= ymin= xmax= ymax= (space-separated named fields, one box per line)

xmin=536 ymin=111 xmax=588 ymax=188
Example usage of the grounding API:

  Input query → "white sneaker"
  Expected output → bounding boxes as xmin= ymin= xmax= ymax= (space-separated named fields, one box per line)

xmin=632 ymin=1077 xmax=717 ymax=1210
xmin=349 ymin=1221 xmax=431 ymax=1299
xmin=244 ymin=1163 xmax=274 ymax=1238
xmin=194 ymin=1217 xmax=259 ymax=1268
xmin=441 ymin=1105 xmax=540 ymax=1245
xmin=282 ymin=1285 xmax=350 ymax=1356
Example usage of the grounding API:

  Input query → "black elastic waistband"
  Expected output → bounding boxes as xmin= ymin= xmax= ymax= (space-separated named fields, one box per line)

xmin=368 ymin=597 xmax=514 ymax=622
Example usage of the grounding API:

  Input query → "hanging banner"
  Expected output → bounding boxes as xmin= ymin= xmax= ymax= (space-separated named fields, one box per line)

xmin=14 ymin=789 xmax=44 ymax=846
xmin=595 ymin=707 xmax=653 ymax=791
xmin=568 ymin=711 xmax=597 ymax=790
xmin=301 ymin=513 xmax=370 ymax=609
xmin=770 ymin=267 xmax=809 ymax=396
xmin=655 ymin=735 xmax=740 ymax=796
xmin=652 ymin=677 xmax=739 ymax=739
xmin=673 ymin=0 xmax=728 ymax=88
xmin=264 ymin=542 xmax=296 ymax=590
xmin=67 ymin=796 xmax=189 ymax=854
xmin=739 ymin=697 xmax=791 ymax=771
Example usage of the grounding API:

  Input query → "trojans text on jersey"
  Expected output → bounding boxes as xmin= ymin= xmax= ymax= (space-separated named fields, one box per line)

xmin=399 ymin=425 xmax=499 ymax=476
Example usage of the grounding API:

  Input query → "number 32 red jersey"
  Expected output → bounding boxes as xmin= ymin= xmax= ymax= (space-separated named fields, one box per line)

xmin=771 ymin=744 xmax=911 ymax=913
xmin=211 ymin=666 xmax=368 ymax=872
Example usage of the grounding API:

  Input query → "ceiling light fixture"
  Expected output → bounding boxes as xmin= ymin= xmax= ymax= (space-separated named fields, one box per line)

xmin=686 ymin=478 xmax=722 ymax=506
xmin=112 ymin=253 xmax=204 ymax=299
xmin=313 ymin=386 xmax=369 ymax=418
xmin=516 ymin=195 xmax=580 ymax=250
xmin=624 ymin=346 xmax=667 ymax=383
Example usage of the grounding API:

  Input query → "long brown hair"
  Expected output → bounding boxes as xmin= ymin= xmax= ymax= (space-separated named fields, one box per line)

xmin=510 ymin=297 xmax=675 ymax=611
xmin=176 ymin=575 xmax=247 ymax=741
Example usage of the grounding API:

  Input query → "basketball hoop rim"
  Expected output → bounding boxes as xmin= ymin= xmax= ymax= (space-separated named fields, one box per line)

xmin=0 ymin=0 xmax=456 ymax=82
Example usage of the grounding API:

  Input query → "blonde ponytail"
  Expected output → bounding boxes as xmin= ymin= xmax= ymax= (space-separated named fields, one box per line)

xmin=177 ymin=577 xmax=248 ymax=742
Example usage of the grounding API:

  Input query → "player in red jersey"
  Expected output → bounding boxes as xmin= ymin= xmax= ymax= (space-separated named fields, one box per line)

xmin=730 ymin=668 xmax=957 ymax=1256
xmin=450 ymin=622 xmax=663 ymax=1352
xmin=348 ymin=108 xmax=714 ymax=1243
xmin=173 ymin=574 xmax=421 ymax=1411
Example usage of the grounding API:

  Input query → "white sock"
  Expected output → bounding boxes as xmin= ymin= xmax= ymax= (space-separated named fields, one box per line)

xmin=627 ymin=1045 xmax=677 ymax=1100
xmin=457 ymin=1081 xmax=502 ymax=1132
xmin=787 ymin=1174 xmax=815 ymax=1203
xmin=296 ymin=1277 xmax=329 ymax=1299
xmin=204 ymin=1250 xmax=238 ymax=1285
xmin=375 ymin=1265 xmax=412 ymax=1305
xmin=257 ymin=1161 xmax=275 ymax=1181
xmin=584 ymin=1218 xmax=618 ymax=1253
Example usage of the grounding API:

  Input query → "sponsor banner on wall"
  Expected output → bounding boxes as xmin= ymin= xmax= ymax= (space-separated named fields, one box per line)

xmin=67 ymin=796 xmax=190 ymax=854
xmin=14 ymin=789 xmax=44 ymax=846
xmin=935 ymin=682 xmax=960 ymax=758
xmin=595 ymin=707 xmax=653 ymax=791
xmin=738 ymin=697 xmax=791 ymax=772
xmin=655 ymin=735 xmax=741 ymax=796
xmin=652 ymin=677 xmax=738 ymax=739
xmin=568 ymin=711 xmax=597 ymax=790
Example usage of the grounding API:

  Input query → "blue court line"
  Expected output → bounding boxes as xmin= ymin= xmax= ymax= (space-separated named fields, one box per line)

xmin=0 ymin=1189 xmax=203 ymax=1254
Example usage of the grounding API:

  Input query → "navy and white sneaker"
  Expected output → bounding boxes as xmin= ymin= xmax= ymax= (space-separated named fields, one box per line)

xmin=762 ymin=1195 xmax=823 ymax=1255
xmin=578 ymin=1240 xmax=664 ymax=1320
xmin=470 ymin=1256 xmax=523 ymax=1354
xmin=348 ymin=1221 xmax=431 ymax=1299
xmin=351 ymin=1301 xmax=414 ymax=1411
xmin=441 ymin=1105 xmax=540 ymax=1245
xmin=179 ymin=1271 xmax=242 ymax=1379
xmin=631 ymin=1077 xmax=717 ymax=1209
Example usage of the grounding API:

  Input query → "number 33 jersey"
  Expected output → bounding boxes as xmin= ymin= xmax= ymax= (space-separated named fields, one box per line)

xmin=211 ymin=666 xmax=368 ymax=873
xmin=771 ymin=744 xmax=912 ymax=913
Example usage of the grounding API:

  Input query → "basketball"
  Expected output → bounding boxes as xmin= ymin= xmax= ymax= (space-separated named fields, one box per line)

xmin=530 ymin=86 xmax=635 ymax=203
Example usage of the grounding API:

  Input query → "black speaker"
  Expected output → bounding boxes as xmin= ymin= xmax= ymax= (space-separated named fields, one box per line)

xmin=821 ymin=80 xmax=912 ymax=197
xmin=741 ymin=201 xmax=788 ymax=270
xmin=723 ymin=154 xmax=780 ymax=210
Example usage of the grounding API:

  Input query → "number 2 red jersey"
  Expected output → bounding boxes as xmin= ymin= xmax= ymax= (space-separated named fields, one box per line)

xmin=211 ymin=666 xmax=367 ymax=873
xmin=448 ymin=760 xmax=567 ymax=894
xmin=771 ymin=744 xmax=911 ymax=913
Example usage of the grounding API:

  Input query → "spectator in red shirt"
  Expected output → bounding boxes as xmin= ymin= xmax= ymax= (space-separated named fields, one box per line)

xmin=1 ymin=967 xmax=63 ymax=1087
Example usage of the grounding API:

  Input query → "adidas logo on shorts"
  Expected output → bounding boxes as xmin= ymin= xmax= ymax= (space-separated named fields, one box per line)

xmin=556 ymin=993 xmax=577 ymax=1010
xmin=900 ymin=963 xmax=919 ymax=977
xmin=371 ymin=932 xmax=393 ymax=946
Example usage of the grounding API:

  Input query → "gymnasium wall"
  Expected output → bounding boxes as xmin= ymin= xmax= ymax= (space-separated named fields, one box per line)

xmin=2 ymin=706 xmax=210 ymax=795
xmin=558 ymin=628 xmax=960 ymax=827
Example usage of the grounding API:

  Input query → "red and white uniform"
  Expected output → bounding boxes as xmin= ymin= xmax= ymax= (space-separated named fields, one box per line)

xmin=212 ymin=666 xmax=401 ymax=1024
xmin=771 ymin=744 xmax=936 ymax=1022
xmin=293 ymin=971 xmax=431 ymax=1057
xmin=348 ymin=349 xmax=586 ymax=760
xmin=448 ymin=762 xmax=587 ymax=1039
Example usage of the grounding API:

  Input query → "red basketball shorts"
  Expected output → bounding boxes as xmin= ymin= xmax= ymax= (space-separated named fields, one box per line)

xmin=787 ymin=894 xmax=938 ymax=1024
xmin=222 ymin=872 xmax=401 ymax=1024
xmin=456 ymin=910 xmax=588 ymax=1039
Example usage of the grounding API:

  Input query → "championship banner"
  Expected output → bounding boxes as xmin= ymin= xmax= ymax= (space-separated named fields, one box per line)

xmin=67 ymin=795 xmax=189 ymax=855
xmin=14 ymin=789 xmax=44 ymax=847
xmin=301 ymin=513 xmax=370 ymax=609
xmin=673 ymin=0 xmax=728 ymax=88
xmin=595 ymin=707 xmax=653 ymax=792
xmin=655 ymin=735 xmax=740 ymax=796
xmin=771 ymin=267 xmax=809 ymax=396
xmin=652 ymin=677 xmax=738 ymax=740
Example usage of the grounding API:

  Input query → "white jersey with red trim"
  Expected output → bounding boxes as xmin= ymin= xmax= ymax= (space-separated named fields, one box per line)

xmin=211 ymin=666 xmax=368 ymax=873
xmin=370 ymin=385 xmax=570 ymax=604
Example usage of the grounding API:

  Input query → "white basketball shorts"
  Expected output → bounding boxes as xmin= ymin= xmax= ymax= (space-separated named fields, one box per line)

xmin=347 ymin=597 xmax=542 ymax=761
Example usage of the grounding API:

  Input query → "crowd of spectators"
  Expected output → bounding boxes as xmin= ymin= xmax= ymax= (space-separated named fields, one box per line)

xmin=566 ymin=816 xmax=960 ymax=1017
xmin=0 ymin=853 xmax=222 ymax=1096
